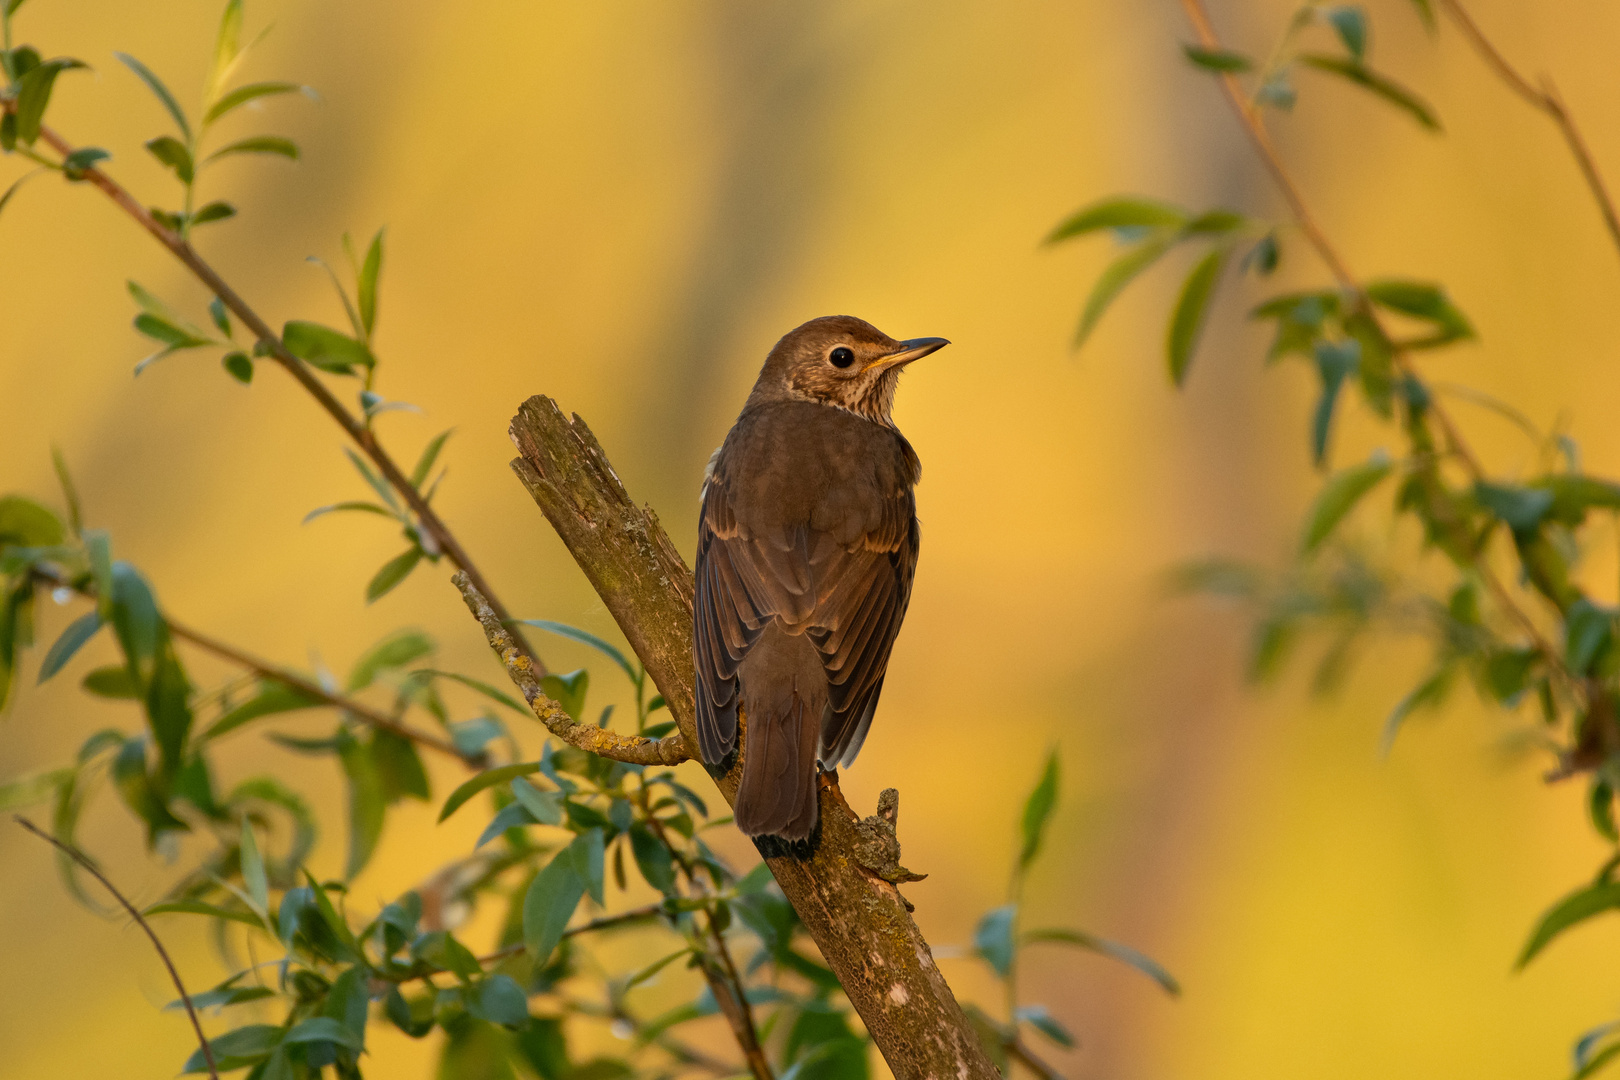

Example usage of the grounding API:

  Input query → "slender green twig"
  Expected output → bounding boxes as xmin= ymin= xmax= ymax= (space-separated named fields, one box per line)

xmin=14 ymin=816 xmax=221 ymax=1080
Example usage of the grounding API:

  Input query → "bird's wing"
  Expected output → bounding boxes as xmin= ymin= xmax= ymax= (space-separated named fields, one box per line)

xmin=694 ymin=412 xmax=918 ymax=768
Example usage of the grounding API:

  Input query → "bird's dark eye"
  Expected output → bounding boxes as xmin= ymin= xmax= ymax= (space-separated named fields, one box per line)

xmin=829 ymin=346 xmax=855 ymax=369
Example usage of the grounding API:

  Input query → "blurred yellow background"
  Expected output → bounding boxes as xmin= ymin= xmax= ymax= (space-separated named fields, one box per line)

xmin=3 ymin=0 xmax=1620 ymax=1076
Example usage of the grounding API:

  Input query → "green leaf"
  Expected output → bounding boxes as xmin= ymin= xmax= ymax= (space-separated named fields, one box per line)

xmin=339 ymin=733 xmax=386 ymax=879
xmin=240 ymin=817 xmax=269 ymax=912
xmin=342 ymin=447 xmax=402 ymax=512
xmin=281 ymin=320 xmax=374 ymax=374
xmin=1324 ymin=5 xmax=1368 ymax=61
xmin=1242 ymin=233 xmax=1280 ymax=276
xmin=301 ymin=500 xmax=394 ymax=526
xmin=516 ymin=620 xmax=637 ymax=686
xmin=973 ymin=904 xmax=1016 ymax=978
xmin=191 ymin=201 xmax=236 ymax=226
xmin=523 ymin=851 xmax=586 ymax=963
xmin=568 ymin=828 xmax=607 ymax=905
xmin=1590 ymin=780 xmax=1618 ymax=845
xmin=1166 ymin=247 xmax=1226 ymax=387
xmin=182 ymin=1024 xmax=282 ymax=1073
xmin=1475 ymin=481 xmax=1555 ymax=538
xmin=347 ymin=629 xmax=434 ymax=692
xmin=373 ymin=729 xmax=430 ymax=803
xmin=539 ymin=668 xmax=589 ymax=722
xmin=143 ymin=135 xmax=194 ymax=184
xmin=439 ymin=762 xmax=541 ymax=822
xmin=0 ymin=496 xmax=64 ymax=548
xmin=145 ymin=898 xmax=265 ymax=929
xmin=303 ymin=869 xmax=360 ymax=957
xmin=1311 ymin=339 xmax=1360 ymax=465
xmin=0 ymin=767 xmax=72 ymax=811
xmin=411 ymin=429 xmax=452 ymax=489
xmin=1366 ymin=278 xmax=1473 ymax=344
xmin=1014 ymin=1003 xmax=1075 ymax=1049
xmin=1182 ymin=45 xmax=1253 ymax=72
xmin=204 ymin=81 xmax=301 ymax=125
xmin=1298 ymin=54 xmax=1441 ymax=131
xmin=1019 ymin=749 xmax=1060 ymax=870
xmin=165 ymin=984 xmax=276 ymax=1012
xmin=364 ymin=550 xmax=421 ymax=599
xmin=509 ymin=778 xmax=564 ymax=825
xmin=114 ymin=53 xmax=191 ymax=140
xmin=476 ymin=801 xmax=537 ymax=848
xmin=1567 ymin=600 xmax=1615 ymax=676
xmin=144 ymin=647 xmax=192 ymax=777
xmin=60 ymin=146 xmax=110 ymax=179
xmin=1407 ymin=0 xmax=1436 ymax=33
xmin=630 ymin=824 xmax=676 ymax=895
xmin=322 ymin=966 xmax=370 ymax=1049
xmin=16 ymin=59 xmax=86 ymax=146
xmin=1378 ymin=666 xmax=1450 ymax=757
xmin=284 ymin=1016 xmax=364 ymax=1050
xmin=222 ymin=351 xmax=253 ymax=383
xmin=419 ymin=669 xmax=529 ymax=714
xmin=0 ymin=169 xmax=43 ymax=222
xmin=205 ymin=136 xmax=299 ymax=163
xmin=1516 ymin=879 xmax=1620 ymax=969
xmin=83 ymin=665 xmax=139 ymax=698
xmin=469 ymin=974 xmax=531 ymax=1028
xmin=1023 ymin=927 xmax=1181 ymax=995
xmin=38 ymin=610 xmax=102 ymax=682
xmin=623 ymin=947 xmax=691 ymax=991
xmin=1074 ymin=231 xmax=1179 ymax=350
xmin=203 ymin=680 xmax=322 ymax=740
xmin=208 ymin=0 xmax=243 ymax=95
xmin=1302 ymin=450 xmax=1392 ymax=552
xmin=1046 ymin=198 xmax=1187 ymax=243
xmin=358 ymin=228 xmax=384 ymax=337
xmin=108 ymin=560 xmax=162 ymax=673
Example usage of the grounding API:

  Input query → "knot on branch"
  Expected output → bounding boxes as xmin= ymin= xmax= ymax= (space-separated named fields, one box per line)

xmin=852 ymin=788 xmax=927 ymax=887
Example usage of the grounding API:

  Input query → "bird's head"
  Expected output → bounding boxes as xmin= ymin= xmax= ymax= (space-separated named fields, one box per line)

xmin=748 ymin=315 xmax=949 ymax=424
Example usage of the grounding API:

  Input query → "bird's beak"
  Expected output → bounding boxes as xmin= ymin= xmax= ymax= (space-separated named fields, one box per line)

xmin=863 ymin=336 xmax=950 ymax=373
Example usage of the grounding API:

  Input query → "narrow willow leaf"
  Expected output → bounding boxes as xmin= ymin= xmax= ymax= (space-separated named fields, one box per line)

xmin=1591 ymin=781 xmax=1619 ymax=844
xmin=0 ymin=169 xmax=43 ymax=221
xmin=284 ymin=1017 xmax=363 ymax=1050
xmin=182 ymin=1025 xmax=283 ymax=1073
xmin=301 ymin=500 xmax=395 ymax=525
xmin=1014 ymin=1004 xmax=1075 ymax=1049
xmin=411 ymin=429 xmax=452 ymax=488
xmin=114 ymin=53 xmax=191 ymax=140
xmin=568 ymin=828 xmax=607 ymax=905
xmin=339 ymin=735 xmax=386 ymax=880
xmin=1365 ymin=278 xmax=1473 ymax=344
xmin=1182 ymin=45 xmax=1253 ymax=72
xmin=38 ymin=610 xmax=102 ymax=682
xmin=191 ymin=201 xmax=236 ymax=226
xmin=1022 ymin=927 xmax=1181 ymax=995
xmin=509 ymin=778 xmax=563 ymax=826
xmin=134 ymin=313 xmax=208 ymax=350
xmin=60 ymin=147 xmax=109 ymax=180
xmin=208 ymin=296 xmax=232 ymax=337
xmin=84 ymin=529 xmax=113 ymax=616
xmin=365 ymin=548 xmax=422 ymax=603
xmin=358 ymin=228 xmax=384 ymax=336
xmin=209 ymin=0 xmax=244 ymax=98
xmin=1074 ymin=231 xmax=1178 ymax=350
xmin=372 ymin=731 xmax=429 ymax=803
xmin=1310 ymin=339 xmax=1360 ymax=465
xmin=515 ymin=619 xmax=637 ymax=685
xmin=1378 ymin=666 xmax=1450 ymax=757
xmin=475 ymin=801 xmax=535 ymax=848
xmin=346 ymin=630 xmax=433 ymax=692
xmin=417 ymin=670 xmax=528 ymax=714
xmin=630 ymin=824 xmax=676 ymax=895
xmin=1166 ymin=247 xmax=1227 ymax=387
xmin=973 ymin=904 xmax=1016 ymax=978
xmin=82 ymin=665 xmax=139 ymax=698
xmin=624 ymin=948 xmax=691 ymax=991
xmin=0 ymin=767 xmax=72 ymax=811
xmin=203 ymin=681 xmax=322 ymax=741
xmin=438 ymin=762 xmax=541 ymax=822
xmin=1324 ymin=5 xmax=1368 ymax=61
xmin=1298 ymin=54 xmax=1441 ymax=131
xmin=523 ymin=852 xmax=586 ymax=963
xmin=1516 ymin=880 xmax=1620 ymax=969
xmin=1019 ymin=749 xmax=1060 ymax=870
xmin=1302 ymin=450 xmax=1392 ymax=552
xmin=204 ymin=81 xmax=302 ymax=125
xmin=205 ymin=136 xmax=298 ymax=163
xmin=1046 ymin=198 xmax=1186 ymax=244
xmin=223 ymin=352 xmax=253 ymax=383
xmin=16 ymin=59 xmax=86 ymax=145
xmin=282 ymin=320 xmax=373 ymax=374
xmin=1407 ymin=0 xmax=1436 ymax=33
xmin=239 ymin=818 xmax=269 ymax=913
xmin=469 ymin=974 xmax=530 ymax=1028
xmin=144 ymin=135 xmax=194 ymax=183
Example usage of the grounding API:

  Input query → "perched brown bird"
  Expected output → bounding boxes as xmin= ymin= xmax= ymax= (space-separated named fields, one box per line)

xmin=694 ymin=315 xmax=947 ymax=840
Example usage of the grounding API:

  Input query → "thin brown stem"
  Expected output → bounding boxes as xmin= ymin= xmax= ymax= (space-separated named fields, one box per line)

xmin=165 ymin=617 xmax=479 ymax=767
xmin=1007 ymin=1037 xmax=1066 ymax=1080
xmin=706 ymin=915 xmax=774 ymax=1080
xmin=14 ymin=816 xmax=221 ymax=1080
xmin=29 ymin=122 xmax=543 ymax=676
xmin=1437 ymin=0 xmax=1620 ymax=260
xmin=26 ymin=566 xmax=477 ymax=767
xmin=454 ymin=570 xmax=691 ymax=766
xmin=1177 ymin=0 xmax=1569 ymax=684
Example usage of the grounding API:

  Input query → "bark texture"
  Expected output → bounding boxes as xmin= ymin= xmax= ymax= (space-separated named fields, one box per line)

xmin=508 ymin=395 xmax=997 ymax=1080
